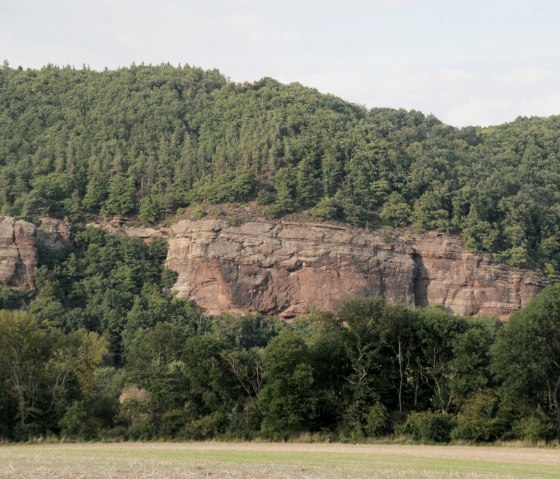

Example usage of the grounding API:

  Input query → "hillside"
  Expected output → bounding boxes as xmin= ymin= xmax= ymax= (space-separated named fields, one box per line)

xmin=2 ymin=63 xmax=560 ymax=277
xmin=1 ymin=213 xmax=559 ymax=442
xmin=2 ymin=63 xmax=560 ymax=443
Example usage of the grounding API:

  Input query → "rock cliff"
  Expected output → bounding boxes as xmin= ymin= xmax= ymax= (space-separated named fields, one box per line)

xmin=166 ymin=219 xmax=547 ymax=320
xmin=0 ymin=216 xmax=38 ymax=288
xmin=0 ymin=215 xmax=549 ymax=320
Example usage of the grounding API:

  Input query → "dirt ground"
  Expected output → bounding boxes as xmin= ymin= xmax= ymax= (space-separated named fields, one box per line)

xmin=1 ymin=442 xmax=558 ymax=479
xmin=159 ymin=441 xmax=560 ymax=464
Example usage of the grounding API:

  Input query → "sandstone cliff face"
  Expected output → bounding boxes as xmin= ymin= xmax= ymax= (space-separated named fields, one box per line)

xmin=167 ymin=219 xmax=547 ymax=320
xmin=0 ymin=216 xmax=38 ymax=288
xmin=0 ymin=214 xmax=548 ymax=320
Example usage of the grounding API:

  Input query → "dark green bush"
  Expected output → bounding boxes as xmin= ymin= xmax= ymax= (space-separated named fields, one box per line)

xmin=400 ymin=411 xmax=455 ymax=442
xmin=451 ymin=391 xmax=505 ymax=442
xmin=189 ymin=171 xmax=258 ymax=204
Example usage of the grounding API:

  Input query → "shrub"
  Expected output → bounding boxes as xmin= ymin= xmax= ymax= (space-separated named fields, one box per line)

xmin=192 ymin=206 xmax=207 ymax=219
xmin=189 ymin=171 xmax=258 ymax=204
xmin=310 ymin=196 xmax=344 ymax=221
xmin=256 ymin=190 xmax=274 ymax=205
xmin=227 ymin=217 xmax=240 ymax=227
xmin=512 ymin=409 xmax=556 ymax=443
xmin=364 ymin=402 xmax=389 ymax=437
xmin=451 ymin=391 xmax=505 ymax=442
xmin=183 ymin=412 xmax=224 ymax=440
xmin=401 ymin=411 xmax=455 ymax=443
xmin=262 ymin=203 xmax=285 ymax=219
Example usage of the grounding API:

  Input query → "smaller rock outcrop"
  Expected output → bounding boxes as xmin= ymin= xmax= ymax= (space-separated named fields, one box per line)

xmin=0 ymin=216 xmax=38 ymax=288
xmin=37 ymin=217 xmax=72 ymax=250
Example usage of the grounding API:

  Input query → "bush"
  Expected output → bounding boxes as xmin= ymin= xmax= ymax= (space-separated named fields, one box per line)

xmin=227 ymin=217 xmax=240 ymax=227
xmin=225 ymin=401 xmax=262 ymax=439
xmin=256 ymin=190 xmax=274 ymax=205
xmin=183 ymin=412 xmax=224 ymax=440
xmin=310 ymin=196 xmax=344 ymax=221
xmin=189 ymin=171 xmax=258 ymax=204
xmin=364 ymin=402 xmax=389 ymax=437
xmin=192 ymin=206 xmax=207 ymax=219
xmin=512 ymin=409 xmax=555 ymax=443
xmin=59 ymin=401 xmax=88 ymax=439
xmin=401 ymin=411 xmax=455 ymax=443
xmin=451 ymin=391 xmax=505 ymax=442
xmin=262 ymin=203 xmax=285 ymax=219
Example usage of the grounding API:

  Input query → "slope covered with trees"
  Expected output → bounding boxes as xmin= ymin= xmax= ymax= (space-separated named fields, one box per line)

xmin=2 ymin=62 xmax=560 ymax=443
xmin=2 ymin=228 xmax=560 ymax=443
xmin=1 ymin=63 xmax=560 ymax=275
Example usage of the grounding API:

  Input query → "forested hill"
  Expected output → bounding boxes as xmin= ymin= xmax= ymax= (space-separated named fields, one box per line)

xmin=1 ymin=63 xmax=560 ymax=275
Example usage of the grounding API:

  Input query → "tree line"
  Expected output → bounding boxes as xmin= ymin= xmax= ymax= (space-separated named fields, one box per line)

xmin=1 ymin=230 xmax=559 ymax=443
xmin=1 ymin=63 xmax=560 ymax=275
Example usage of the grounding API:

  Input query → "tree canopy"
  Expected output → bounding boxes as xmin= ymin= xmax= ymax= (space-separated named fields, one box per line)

xmin=1 ymin=63 xmax=560 ymax=274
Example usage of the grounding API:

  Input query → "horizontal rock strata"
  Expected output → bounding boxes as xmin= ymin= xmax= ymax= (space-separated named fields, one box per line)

xmin=167 ymin=219 xmax=547 ymax=320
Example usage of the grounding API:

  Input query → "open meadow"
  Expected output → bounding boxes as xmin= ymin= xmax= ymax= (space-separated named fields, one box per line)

xmin=0 ymin=442 xmax=559 ymax=479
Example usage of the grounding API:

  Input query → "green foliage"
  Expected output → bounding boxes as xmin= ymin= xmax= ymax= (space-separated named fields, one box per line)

xmin=255 ymin=190 xmax=274 ymax=205
xmin=401 ymin=411 xmax=455 ymax=442
xmin=270 ymin=167 xmax=297 ymax=215
xmin=101 ymin=175 xmax=136 ymax=217
xmin=189 ymin=171 xmax=258 ymax=204
xmin=2 ymin=285 xmax=560 ymax=442
xmin=310 ymin=195 xmax=344 ymax=221
xmin=1 ymin=64 xmax=559 ymax=271
xmin=138 ymin=196 xmax=160 ymax=225
xmin=29 ymin=227 xmax=185 ymax=365
xmin=258 ymin=331 xmax=318 ymax=436
xmin=0 ymin=286 xmax=33 ymax=309
xmin=492 ymin=283 xmax=560 ymax=441
xmin=379 ymin=193 xmax=411 ymax=227
xmin=512 ymin=408 xmax=556 ymax=443
xmin=0 ymin=310 xmax=106 ymax=440
xmin=451 ymin=390 xmax=505 ymax=442
xmin=364 ymin=401 xmax=389 ymax=437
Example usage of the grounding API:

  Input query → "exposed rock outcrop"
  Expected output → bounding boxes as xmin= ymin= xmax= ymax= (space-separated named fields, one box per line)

xmin=0 ymin=214 xmax=549 ymax=320
xmin=0 ymin=216 xmax=38 ymax=288
xmin=37 ymin=217 xmax=72 ymax=250
xmin=166 ymin=219 xmax=548 ymax=320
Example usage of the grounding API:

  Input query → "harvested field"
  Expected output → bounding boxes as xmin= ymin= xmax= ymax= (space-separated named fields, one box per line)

xmin=0 ymin=442 xmax=559 ymax=479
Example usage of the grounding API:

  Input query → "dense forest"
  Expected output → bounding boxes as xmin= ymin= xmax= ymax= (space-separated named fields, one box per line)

xmin=1 ymin=63 xmax=560 ymax=443
xmin=1 ymin=63 xmax=560 ymax=276
xmin=1 ymin=231 xmax=560 ymax=442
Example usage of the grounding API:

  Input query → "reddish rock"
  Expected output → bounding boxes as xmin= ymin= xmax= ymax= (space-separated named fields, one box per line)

xmin=166 ymin=219 xmax=548 ymax=320
xmin=2 ymin=214 xmax=545 ymax=321
xmin=0 ymin=216 xmax=38 ymax=288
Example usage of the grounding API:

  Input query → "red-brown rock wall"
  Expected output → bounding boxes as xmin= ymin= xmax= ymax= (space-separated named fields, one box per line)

xmin=167 ymin=219 xmax=548 ymax=319
xmin=0 ymin=216 xmax=38 ymax=288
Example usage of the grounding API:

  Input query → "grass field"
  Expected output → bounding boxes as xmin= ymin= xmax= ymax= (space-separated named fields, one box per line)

xmin=0 ymin=442 xmax=559 ymax=479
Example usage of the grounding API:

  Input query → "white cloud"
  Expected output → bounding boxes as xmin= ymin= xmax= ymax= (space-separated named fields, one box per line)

xmin=227 ymin=13 xmax=261 ymax=31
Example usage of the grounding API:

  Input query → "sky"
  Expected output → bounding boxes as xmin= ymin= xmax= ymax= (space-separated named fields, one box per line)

xmin=2 ymin=0 xmax=560 ymax=127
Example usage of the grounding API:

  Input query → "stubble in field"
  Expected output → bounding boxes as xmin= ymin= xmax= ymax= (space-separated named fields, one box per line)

xmin=1 ymin=442 xmax=559 ymax=479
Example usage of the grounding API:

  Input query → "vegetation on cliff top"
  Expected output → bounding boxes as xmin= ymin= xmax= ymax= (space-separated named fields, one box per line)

xmin=1 ymin=63 xmax=560 ymax=275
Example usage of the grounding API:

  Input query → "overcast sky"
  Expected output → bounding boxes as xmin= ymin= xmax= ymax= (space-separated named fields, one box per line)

xmin=2 ymin=0 xmax=560 ymax=127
